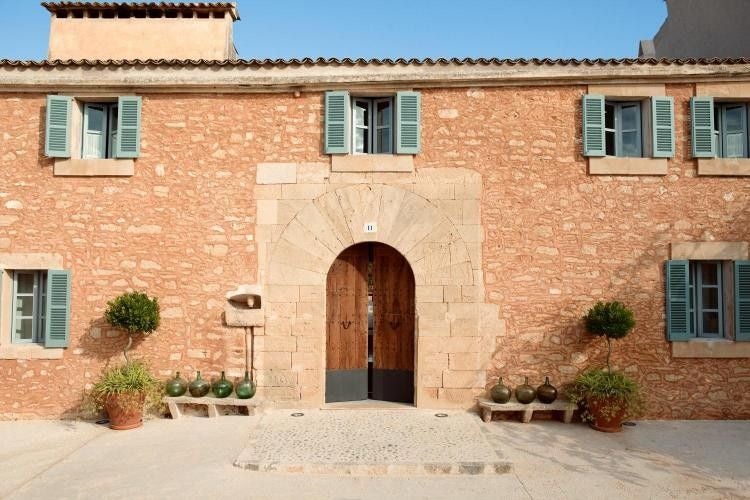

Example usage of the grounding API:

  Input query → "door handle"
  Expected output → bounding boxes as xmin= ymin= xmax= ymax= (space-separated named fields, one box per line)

xmin=341 ymin=319 xmax=352 ymax=330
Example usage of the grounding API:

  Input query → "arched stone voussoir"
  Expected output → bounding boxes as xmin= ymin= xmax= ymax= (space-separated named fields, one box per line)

xmin=269 ymin=183 xmax=475 ymax=288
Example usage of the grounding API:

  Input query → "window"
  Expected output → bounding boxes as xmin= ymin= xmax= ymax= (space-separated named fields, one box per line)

xmin=45 ymin=95 xmax=141 ymax=160
xmin=82 ymin=103 xmax=119 ymax=159
xmin=324 ymin=91 xmax=421 ymax=156
xmin=12 ymin=271 xmax=47 ymax=344
xmin=714 ymin=103 xmax=748 ymax=158
xmin=583 ymin=94 xmax=674 ymax=160
xmin=604 ymin=102 xmax=642 ymax=157
xmin=688 ymin=261 xmax=724 ymax=338
xmin=667 ymin=259 xmax=750 ymax=342
xmin=352 ymin=97 xmax=393 ymax=154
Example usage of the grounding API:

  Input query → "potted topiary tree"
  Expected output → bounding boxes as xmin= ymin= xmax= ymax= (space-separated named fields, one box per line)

xmin=567 ymin=301 xmax=644 ymax=432
xmin=92 ymin=291 xmax=161 ymax=430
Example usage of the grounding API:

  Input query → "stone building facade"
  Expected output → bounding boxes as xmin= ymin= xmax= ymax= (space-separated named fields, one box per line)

xmin=1 ymin=3 xmax=749 ymax=419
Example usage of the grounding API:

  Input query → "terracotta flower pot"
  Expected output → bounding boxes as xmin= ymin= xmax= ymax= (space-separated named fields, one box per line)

xmin=104 ymin=392 xmax=146 ymax=430
xmin=586 ymin=396 xmax=627 ymax=433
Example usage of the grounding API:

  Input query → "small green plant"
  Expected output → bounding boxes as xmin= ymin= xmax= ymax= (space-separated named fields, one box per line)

xmin=565 ymin=369 xmax=644 ymax=422
xmin=104 ymin=291 xmax=160 ymax=363
xmin=583 ymin=301 xmax=635 ymax=373
xmin=88 ymin=361 xmax=163 ymax=413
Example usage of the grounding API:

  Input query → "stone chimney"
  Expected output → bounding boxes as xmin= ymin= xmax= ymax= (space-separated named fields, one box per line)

xmin=43 ymin=2 xmax=239 ymax=60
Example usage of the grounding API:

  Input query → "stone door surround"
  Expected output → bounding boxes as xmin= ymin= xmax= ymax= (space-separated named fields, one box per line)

xmin=254 ymin=164 xmax=505 ymax=408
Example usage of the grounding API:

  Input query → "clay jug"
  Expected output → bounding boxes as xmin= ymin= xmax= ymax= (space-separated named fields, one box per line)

xmin=165 ymin=371 xmax=188 ymax=397
xmin=211 ymin=371 xmax=233 ymax=398
xmin=188 ymin=371 xmax=210 ymax=397
xmin=490 ymin=377 xmax=512 ymax=404
xmin=235 ymin=371 xmax=256 ymax=400
xmin=537 ymin=376 xmax=558 ymax=404
xmin=515 ymin=376 xmax=536 ymax=404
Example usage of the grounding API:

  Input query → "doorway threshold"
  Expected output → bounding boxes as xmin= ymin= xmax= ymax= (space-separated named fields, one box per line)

xmin=322 ymin=399 xmax=416 ymax=410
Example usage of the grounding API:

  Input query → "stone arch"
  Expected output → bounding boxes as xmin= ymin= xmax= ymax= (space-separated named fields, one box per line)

xmin=266 ymin=184 xmax=475 ymax=287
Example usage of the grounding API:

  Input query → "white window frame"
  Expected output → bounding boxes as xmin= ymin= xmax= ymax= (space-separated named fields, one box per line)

xmin=605 ymin=101 xmax=643 ymax=158
xmin=11 ymin=271 xmax=47 ymax=344
xmin=714 ymin=103 xmax=748 ymax=158
xmin=82 ymin=102 xmax=118 ymax=159
xmin=351 ymin=97 xmax=394 ymax=155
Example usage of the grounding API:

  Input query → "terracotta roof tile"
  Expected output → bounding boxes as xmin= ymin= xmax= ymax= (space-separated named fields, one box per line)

xmin=41 ymin=2 xmax=239 ymax=20
xmin=1 ymin=57 xmax=750 ymax=68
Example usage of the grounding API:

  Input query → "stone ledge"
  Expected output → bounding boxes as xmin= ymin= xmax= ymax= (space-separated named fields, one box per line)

xmin=671 ymin=241 xmax=748 ymax=260
xmin=54 ymin=158 xmax=134 ymax=176
xmin=672 ymin=340 xmax=750 ymax=358
xmin=331 ymin=154 xmax=414 ymax=173
xmin=697 ymin=158 xmax=750 ymax=176
xmin=0 ymin=344 xmax=64 ymax=360
xmin=588 ymin=157 xmax=668 ymax=176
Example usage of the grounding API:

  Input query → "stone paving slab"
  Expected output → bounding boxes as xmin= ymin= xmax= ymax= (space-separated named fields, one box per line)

xmin=234 ymin=409 xmax=510 ymax=475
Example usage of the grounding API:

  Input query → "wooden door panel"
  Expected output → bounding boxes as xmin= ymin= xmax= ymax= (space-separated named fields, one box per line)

xmin=326 ymin=244 xmax=368 ymax=402
xmin=372 ymin=244 xmax=415 ymax=403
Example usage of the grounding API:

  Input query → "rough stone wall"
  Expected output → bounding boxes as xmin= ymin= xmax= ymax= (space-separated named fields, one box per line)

xmin=1 ymin=84 xmax=749 ymax=419
xmin=420 ymin=84 xmax=750 ymax=419
xmin=0 ymin=93 xmax=325 ymax=418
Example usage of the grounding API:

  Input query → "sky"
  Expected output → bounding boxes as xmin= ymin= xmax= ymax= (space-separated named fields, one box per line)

xmin=0 ymin=0 xmax=667 ymax=60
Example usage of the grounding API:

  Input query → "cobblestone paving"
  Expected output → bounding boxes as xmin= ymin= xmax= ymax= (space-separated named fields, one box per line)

xmin=234 ymin=409 xmax=509 ymax=475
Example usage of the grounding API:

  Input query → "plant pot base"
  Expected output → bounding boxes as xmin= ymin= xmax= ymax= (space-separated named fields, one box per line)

xmin=589 ymin=422 xmax=623 ymax=433
xmin=109 ymin=419 xmax=143 ymax=431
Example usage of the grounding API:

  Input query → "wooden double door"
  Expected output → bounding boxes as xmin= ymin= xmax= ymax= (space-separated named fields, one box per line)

xmin=325 ymin=243 xmax=415 ymax=404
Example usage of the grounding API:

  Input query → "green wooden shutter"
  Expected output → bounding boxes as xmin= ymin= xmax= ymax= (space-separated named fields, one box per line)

xmin=324 ymin=91 xmax=350 ymax=154
xmin=44 ymin=270 xmax=71 ymax=348
xmin=691 ymin=96 xmax=715 ymax=158
xmin=45 ymin=95 xmax=72 ymax=158
xmin=666 ymin=260 xmax=692 ymax=341
xmin=734 ymin=261 xmax=750 ymax=341
xmin=652 ymin=96 xmax=675 ymax=158
xmin=116 ymin=96 xmax=142 ymax=158
xmin=396 ymin=91 xmax=421 ymax=154
xmin=582 ymin=94 xmax=605 ymax=157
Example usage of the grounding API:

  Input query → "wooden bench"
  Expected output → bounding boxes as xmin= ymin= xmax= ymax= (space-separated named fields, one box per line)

xmin=478 ymin=397 xmax=575 ymax=424
xmin=163 ymin=395 xmax=261 ymax=419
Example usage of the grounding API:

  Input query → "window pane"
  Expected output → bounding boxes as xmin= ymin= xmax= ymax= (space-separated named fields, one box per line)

xmin=605 ymin=104 xmax=615 ymax=129
xmin=355 ymin=128 xmax=367 ymax=154
xmin=702 ymin=312 xmax=720 ymax=335
xmin=17 ymin=273 xmax=34 ymax=294
xmin=700 ymin=263 xmax=719 ymax=285
xmin=110 ymin=105 xmax=118 ymax=132
xmin=620 ymin=104 xmax=639 ymax=131
xmin=724 ymin=132 xmax=746 ymax=158
xmin=354 ymin=102 xmax=368 ymax=127
xmin=16 ymin=295 xmax=34 ymax=316
xmin=605 ymin=131 xmax=615 ymax=156
xmin=377 ymin=128 xmax=392 ymax=154
xmin=15 ymin=318 xmax=33 ymax=341
xmin=86 ymin=105 xmax=106 ymax=133
xmin=724 ymin=105 xmax=745 ymax=132
xmin=377 ymin=101 xmax=392 ymax=127
xmin=621 ymin=131 xmax=640 ymax=157
xmin=702 ymin=287 xmax=719 ymax=310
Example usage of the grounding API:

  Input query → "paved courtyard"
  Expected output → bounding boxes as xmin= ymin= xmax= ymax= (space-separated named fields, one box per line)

xmin=1 ymin=410 xmax=748 ymax=499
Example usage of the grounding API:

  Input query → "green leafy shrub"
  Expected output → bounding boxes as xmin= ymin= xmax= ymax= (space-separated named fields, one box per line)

xmin=104 ymin=291 xmax=160 ymax=362
xmin=565 ymin=369 xmax=644 ymax=421
xmin=104 ymin=291 xmax=160 ymax=335
xmin=583 ymin=301 xmax=635 ymax=372
xmin=88 ymin=361 xmax=163 ymax=413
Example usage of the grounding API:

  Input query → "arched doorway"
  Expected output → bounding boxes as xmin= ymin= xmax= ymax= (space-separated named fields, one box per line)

xmin=325 ymin=242 xmax=415 ymax=404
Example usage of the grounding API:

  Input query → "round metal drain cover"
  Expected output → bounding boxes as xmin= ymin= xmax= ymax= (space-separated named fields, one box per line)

xmin=95 ymin=419 xmax=110 ymax=425
xmin=291 ymin=412 xmax=304 ymax=417
xmin=435 ymin=413 xmax=449 ymax=418
xmin=622 ymin=421 xmax=636 ymax=427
